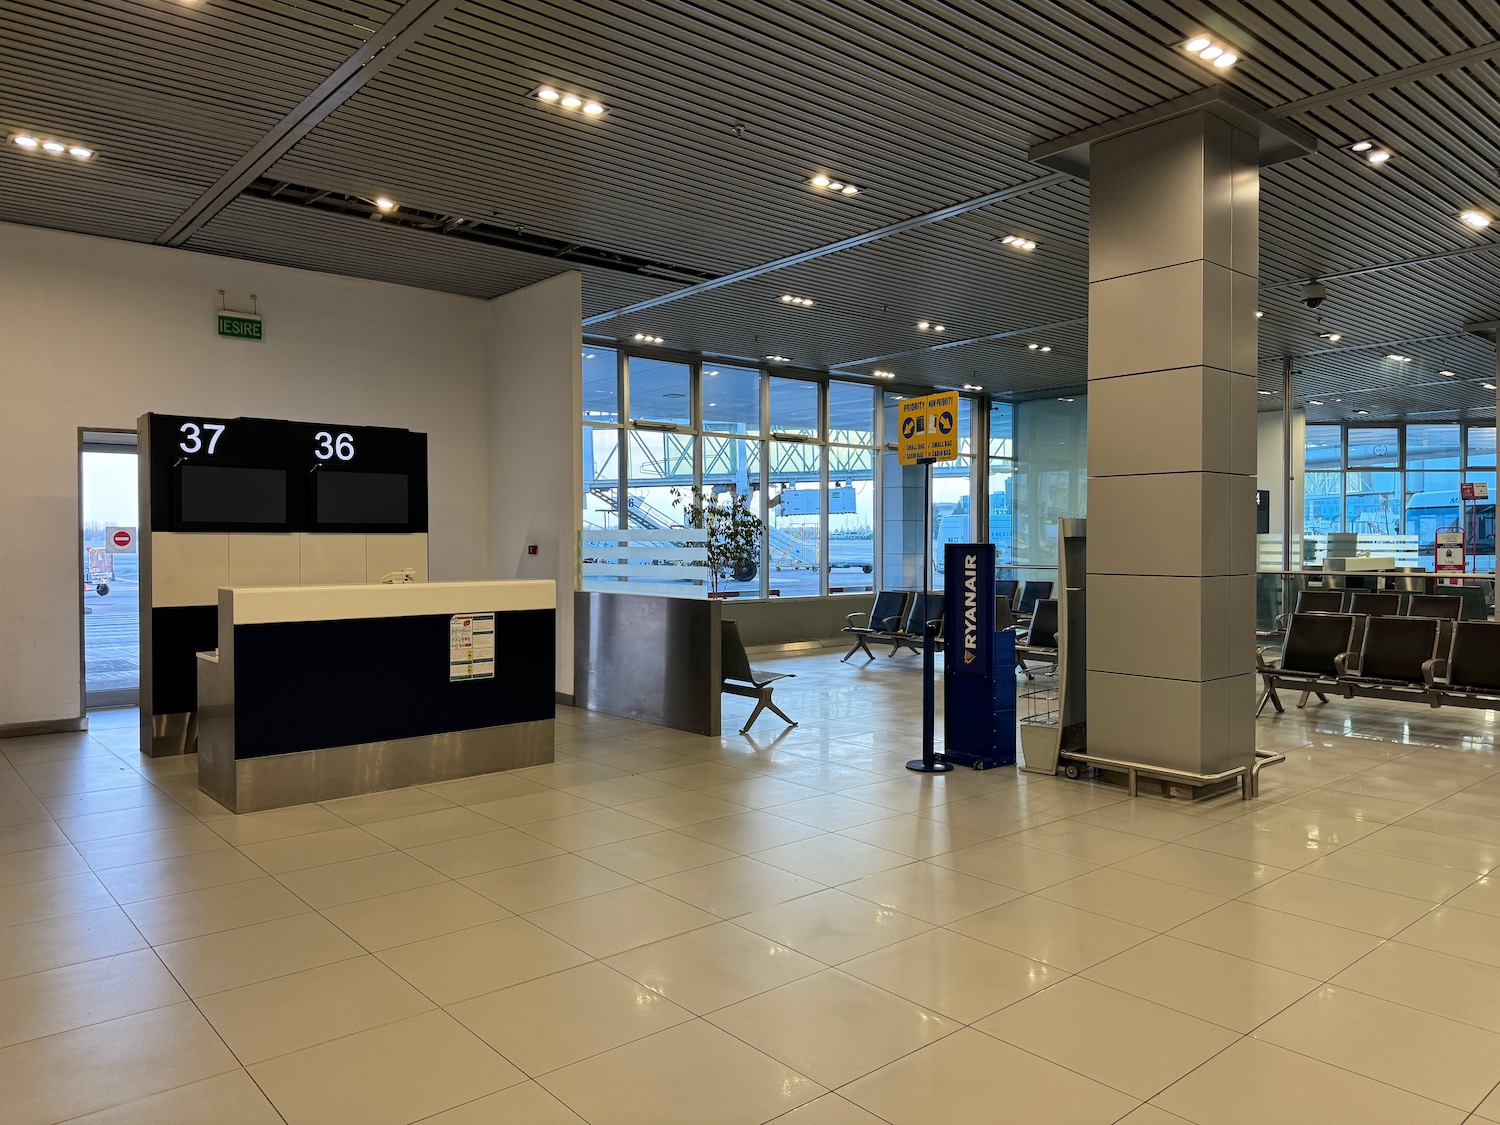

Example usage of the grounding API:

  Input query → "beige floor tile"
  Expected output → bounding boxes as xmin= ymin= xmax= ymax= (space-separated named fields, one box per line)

xmin=978 ymin=975 xmax=1239 ymax=1100
xmin=55 ymin=804 xmax=200 ymax=843
xmin=842 ymin=928 xmax=1063 ymax=1023
xmin=405 ymin=826 xmax=563 ymax=878
xmin=1277 ymin=785 xmax=1425 ymax=824
xmin=461 ymin=853 xmax=634 ymax=913
xmin=416 ymin=1081 xmax=586 ymax=1123
xmin=0 ymin=946 xmax=185 ymax=1048
xmin=675 ymin=809 xmax=825 ymax=852
xmin=0 ymin=872 xmax=116 ymax=926
xmin=753 ymin=834 xmax=910 ymax=884
xmin=469 ymin=790 xmax=603 ymax=826
xmin=772 ymin=1093 xmax=889 ymax=1123
xmin=1400 ymin=806 xmax=1500 ymax=845
xmin=1299 ymin=845 xmax=1482 ymax=903
xmin=318 ymin=785 xmax=455 ymax=824
xmin=0 ymin=843 xmax=90 ymax=889
xmin=514 ymin=759 xmax=629 ymax=789
xmin=1112 ymin=1106 xmax=1197 ymax=1125
xmin=836 ymin=813 xmax=993 ymax=859
xmin=604 ymin=920 xmax=822 ymax=1014
xmin=1353 ymin=824 xmax=1500 ymax=872
xmin=276 ymin=850 xmax=447 ymax=908
xmin=950 ymin=895 xmax=1154 ymax=972
xmin=61 ymin=1069 xmax=283 ymax=1124
xmin=1397 ymin=905 xmax=1500 ymax=968
xmin=1231 ymin=802 xmax=1386 ymax=845
xmin=0 ymin=1002 xmax=238 ymax=1125
xmin=121 ymin=876 xmax=309 ymax=945
xmin=197 ymin=952 xmax=432 ymax=1065
xmin=1169 ymin=899 xmax=1381 ymax=979
xmin=1335 ymin=940 xmax=1500 ymax=1034
xmin=1255 ymin=984 xmax=1500 ymax=1110
xmin=360 ymin=806 xmax=506 ymax=849
xmin=539 ymin=1021 xmax=822 ymax=1125
xmin=205 ymin=804 xmax=350 ymax=846
xmin=1241 ymin=870 xmax=1436 ymax=937
xmin=250 ymin=1008 xmax=523 ymax=1125
xmin=1153 ymin=1035 xmax=1465 ymax=1125
xmin=0 ymin=906 xmax=146 ymax=981
xmin=70 ymin=823 xmax=230 ymax=870
xmin=648 ymin=855 xmax=823 ymax=918
xmin=96 ymin=847 xmax=263 ymax=904
xmin=1113 ymin=842 xmax=1287 ymax=897
xmin=526 ymin=883 xmax=717 ymax=958
xmin=580 ymin=829 xmax=737 ymax=881
xmin=520 ymin=807 xmax=667 ymax=851
xmin=420 ymin=772 xmax=551 ymax=806
xmin=1006 ymin=820 xmax=1162 ymax=865
xmin=155 ymin=911 xmax=364 ymax=997
xmin=322 ymin=880 xmax=510 ymax=950
xmin=927 ymin=838 xmax=1098 ymax=891
xmin=769 ymin=794 xmax=902 ymax=832
xmin=1447 ymin=873 xmax=1500 ymax=917
xmin=642 ymin=761 xmax=758 ymax=790
xmin=1035 ymin=868 xmax=1225 ymax=932
xmin=1082 ymin=935 xmax=1318 ymax=1032
xmin=451 ymin=960 xmax=693 ymax=1076
xmin=838 ymin=860 xmax=1023 ymax=925
xmin=235 ymin=825 xmax=392 ymax=874
xmin=0 ymin=819 xmax=69 ymax=855
xmin=920 ymin=796 xmax=1051 ymax=834
xmin=557 ymin=774 xmax=686 ymax=808
xmin=842 ymin=1026 xmax=1137 ymax=1125
xmin=616 ymin=790 xmax=749 ymax=829
xmin=696 ymin=775 xmax=825 ymax=809
xmin=376 ymin=916 xmax=590 ymax=1005
xmin=1071 ymin=801 xmax=1211 ymax=842
xmin=707 ymin=968 xmax=957 ymax=1088
xmin=736 ymin=888 xmax=931 ymax=964
xmin=1178 ymin=820 xmax=1341 ymax=869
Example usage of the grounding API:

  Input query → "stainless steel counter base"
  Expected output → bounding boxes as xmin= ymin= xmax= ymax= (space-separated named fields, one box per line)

xmin=150 ymin=711 xmax=197 ymax=758
xmin=198 ymin=720 xmax=554 ymax=814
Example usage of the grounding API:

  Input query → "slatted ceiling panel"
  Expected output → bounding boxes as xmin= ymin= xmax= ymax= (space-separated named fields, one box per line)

xmin=187 ymin=195 xmax=678 ymax=310
xmin=0 ymin=0 xmax=403 ymax=241
xmin=1255 ymin=333 xmax=1498 ymax=418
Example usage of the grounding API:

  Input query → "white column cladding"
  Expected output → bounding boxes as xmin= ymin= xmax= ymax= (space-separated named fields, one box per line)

xmin=1085 ymin=110 xmax=1260 ymax=777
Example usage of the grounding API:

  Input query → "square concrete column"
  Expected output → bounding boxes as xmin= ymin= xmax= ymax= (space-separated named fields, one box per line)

xmin=1083 ymin=109 xmax=1260 ymax=776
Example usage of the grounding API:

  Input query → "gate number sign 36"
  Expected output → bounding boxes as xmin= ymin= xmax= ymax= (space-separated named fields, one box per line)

xmin=178 ymin=421 xmax=226 ymax=454
xmin=314 ymin=431 xmax=355 ymax=461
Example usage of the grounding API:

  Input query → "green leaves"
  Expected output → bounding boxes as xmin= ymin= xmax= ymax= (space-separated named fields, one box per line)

xmin=671 ymin=485 xmax=764 ymax=594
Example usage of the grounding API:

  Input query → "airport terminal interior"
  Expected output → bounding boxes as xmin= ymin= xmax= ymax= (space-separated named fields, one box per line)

xmin=5 ymin=1 xmax=1500 ymax=1123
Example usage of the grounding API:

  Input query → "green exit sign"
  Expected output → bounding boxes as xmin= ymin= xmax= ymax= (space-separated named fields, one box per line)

xmin=218 ymin=313 xmax=263 ymax=340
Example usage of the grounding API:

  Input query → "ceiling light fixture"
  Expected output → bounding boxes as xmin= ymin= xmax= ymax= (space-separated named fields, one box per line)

xmin=41 ymin=140 xmax=65 ymax=153
xmin=1347 ymin=140 xmax=1391 ymax=163
xmin=1485 ymin=382 xmax=1497 ymax=391
xmin=999 ymin=235 xmax=1038 ymax=251
xmin=1441 ymin=370 xmax=1457 ymax=377
xmin=1460 ymin=209 xmax=1494 ymax=229
xmin=1181 ymin=35 xmax=1240 ymax=69
xmin=1354 ymin=409 xmax=1370 ymax=415
xmin=633 ymin=333 xmax=664 ymax=344
xmin=1027 ymin=343 xmax=1053 ymax=352
xmin=1308 ymin=399 xmax=1325 ymax=406
xmin=10 ymin=132 xmax=94 ymax=159
xmin=12 ymin=134 xmax=38 ymax=149
xmin=808 ymin=174 xmax=860 ymax=196
xmin=872 ymin=369 xmax=895 ymax=379
xmin=1386 ymin=354 xmax=1412 ymax=362
xmin=766 ymin=354 xmax=789 ymax=362
xmin=1350 ymin=140 xmax=1373 ymax=152
xmin=373 ymin=197 xmax=397 ymax=212
xmin=963 ymin=384 xmax=982 ymax=391
xmin=1319 ymin=333 xmax=1342 ymax=342
xmin=779 ymin=294 xmax=814 ymax=306
xmin=530 ymin=85 xmax=608 ymax=117
xmin=916 ymin=321 xmax=946 ymax=332
xmin=1257 ymin=389 xmax=1274 ymax=396
xmin=1255 ymin=310 xmax=1264 ymax=318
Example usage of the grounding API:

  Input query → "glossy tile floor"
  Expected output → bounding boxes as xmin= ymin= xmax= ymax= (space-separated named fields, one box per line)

xmin=5 ymin=651 xmax=1500 ymax=1123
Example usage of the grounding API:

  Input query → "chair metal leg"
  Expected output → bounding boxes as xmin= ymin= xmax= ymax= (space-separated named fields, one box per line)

xmin=1259 ymin=679 xmax=1283 ymax=715
xmin=1296 ymin=689 xmax=1310 ymax=708
xmin=740 ymin=698 xmax=768 ymax=733
xmin=842 ymin=635 xmax=873 ymax=663
xmin=765 ymin=697 xmax=796 ymax=727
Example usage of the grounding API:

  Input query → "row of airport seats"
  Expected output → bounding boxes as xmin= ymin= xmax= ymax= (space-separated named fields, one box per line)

xmin=1012 ymin=598 xmax=1061 ymax=680
xmin=1257 ymin=598 xmax=1500 ymax=715
xmin=1279 ymin=584 xmax=1489 ymax=628
xmin=841 ymin=580 xmax=1055 ymax=664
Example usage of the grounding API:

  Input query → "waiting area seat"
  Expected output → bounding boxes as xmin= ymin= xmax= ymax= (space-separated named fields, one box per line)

xmin=1257 ymin=611 xmax=1356 ymax=716
xmin=996 ymin=578 xmax=1020 ymax=608
xmin=1016 ymin=598 xmax=1060 ymax=681
xmin=841 ymin=591 xmax=911 ymax=663
xmin=1348 ymin=591 xmax=1401 ymax=617
xmin=1275 ymin=588 xmax=1346 ymax=632
xmin=720 ymin=620 xmax=796 ymax=733
xmin=1426 ymin=620 xmax=1500 ymax=707
xmin=889 ymin=592 xmax=945 ymax=656
xmin=1334 ymin=615 xmax=1440 ymax=695
xmin=1017 ymin=580 xmax=1052 ymax=618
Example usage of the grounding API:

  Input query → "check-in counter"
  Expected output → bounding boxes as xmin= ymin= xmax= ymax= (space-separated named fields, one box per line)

xmin=197 ymin=580 xmax=554 ymax=812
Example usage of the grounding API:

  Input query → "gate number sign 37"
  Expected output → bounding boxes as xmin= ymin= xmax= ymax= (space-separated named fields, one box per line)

xmin=178 ymin=421 xmax=226 ymax=454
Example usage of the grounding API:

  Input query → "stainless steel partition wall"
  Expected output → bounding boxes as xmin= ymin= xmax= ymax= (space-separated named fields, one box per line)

xmin=574 ymin=591 xmax=722 ymax=735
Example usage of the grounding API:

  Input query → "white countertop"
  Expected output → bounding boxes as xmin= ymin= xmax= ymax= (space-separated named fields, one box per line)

xmin=222 ymin=580 xmax=556 ymax=624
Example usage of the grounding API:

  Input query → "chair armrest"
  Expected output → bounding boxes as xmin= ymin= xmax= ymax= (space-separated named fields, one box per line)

xmin=845 ymin=612 xmax=869 ymax=624
xmin=1275 ymin=613 xmax=1290 ymax=632
xmin=1333 ymin=652 xmax=1355 ymax=677
xmin=1422 ymin=658 xmax=1444 ymax=688
xmin=877 ymin=616 xmax=902 ymax=630
xmin=1255 ymin=647 xmax=1277 ymax=671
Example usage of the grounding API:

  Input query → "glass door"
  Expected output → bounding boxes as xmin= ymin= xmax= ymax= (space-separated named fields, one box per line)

xmin=81 ymin=432 xmax=140 ymax=708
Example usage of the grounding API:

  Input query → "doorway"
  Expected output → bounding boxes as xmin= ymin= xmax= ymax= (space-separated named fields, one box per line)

xmin=80 ymin=430 xmax=140 ymax=709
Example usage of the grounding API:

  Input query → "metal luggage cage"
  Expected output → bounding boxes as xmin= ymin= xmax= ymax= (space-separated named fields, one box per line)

xmin=1056 ymin=748 xmax=1286 ymax=800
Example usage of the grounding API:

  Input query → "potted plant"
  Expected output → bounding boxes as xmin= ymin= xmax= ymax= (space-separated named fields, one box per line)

xmin=671 ymin=486 xmax=763 ymax=597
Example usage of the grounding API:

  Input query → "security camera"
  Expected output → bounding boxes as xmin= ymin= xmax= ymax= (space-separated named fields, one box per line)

xmin=1302 ymin=281 xmax=1327 ymax=310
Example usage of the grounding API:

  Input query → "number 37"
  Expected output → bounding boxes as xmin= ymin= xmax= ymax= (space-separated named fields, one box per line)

xmin=314 ymin=431 xmax=355 ymax=461
xmin=179 ymin=422 xmax=225 ymax=454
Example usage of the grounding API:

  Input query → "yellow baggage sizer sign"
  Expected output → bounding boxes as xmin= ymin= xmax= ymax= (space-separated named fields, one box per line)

xmin=897 ymin=391 xmax=959 ymax=465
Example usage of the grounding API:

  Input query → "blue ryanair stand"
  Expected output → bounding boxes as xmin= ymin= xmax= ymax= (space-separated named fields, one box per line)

xmin=940 ymin=542 xmax=1017 ymax=770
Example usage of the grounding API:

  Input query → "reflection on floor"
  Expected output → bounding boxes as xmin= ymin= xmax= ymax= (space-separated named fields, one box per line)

xmin=3 ymin=648 xmax=1500 ymax=1123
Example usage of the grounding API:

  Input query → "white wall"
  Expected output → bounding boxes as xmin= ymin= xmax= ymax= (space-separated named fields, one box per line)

xmin=486 ymin=272 xmax=582 ymax=698
xmin=1257 ymin=407 xmax=1306 ymax=557
xmin=0 ymin=221 xmax=494 ymax=728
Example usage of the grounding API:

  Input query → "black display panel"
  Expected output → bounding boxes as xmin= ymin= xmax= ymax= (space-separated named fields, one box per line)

xmin=177 ymin=464 xmax=287 ymax=525
xmin=315 ymin=470 xmax=410 ymax=526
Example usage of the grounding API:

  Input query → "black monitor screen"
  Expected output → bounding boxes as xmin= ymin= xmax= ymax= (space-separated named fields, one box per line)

xmin=178 ymin=464 xmax=287 ymax=525
xmin=315 ymin=471 xmax=410 ymax=526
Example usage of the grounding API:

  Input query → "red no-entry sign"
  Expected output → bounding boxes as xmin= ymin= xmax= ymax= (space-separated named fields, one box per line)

xmin=106 ymin=526 xmax=136 ymax=553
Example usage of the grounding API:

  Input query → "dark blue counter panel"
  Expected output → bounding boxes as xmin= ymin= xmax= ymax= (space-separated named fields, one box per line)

xmin=232 ymin=608 xmax=553 ymax=758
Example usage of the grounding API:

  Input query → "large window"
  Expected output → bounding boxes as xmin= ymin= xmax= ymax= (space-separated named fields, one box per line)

xmin=828 ymin=382 xmax=877 ymax=592
xmin=989 ymin=402 xmax=1015 ymax=569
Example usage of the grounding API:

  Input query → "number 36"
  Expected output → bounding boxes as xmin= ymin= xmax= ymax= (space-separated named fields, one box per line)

xmin=314 ymin=431 xmax=355 ymax=462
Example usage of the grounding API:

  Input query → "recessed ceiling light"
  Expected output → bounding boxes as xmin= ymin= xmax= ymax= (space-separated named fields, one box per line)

xmin=1350 ymin=140 xmax=1373 ymax=152
xmin=1308 ymin=399 xmax=1325 ymax=406
xmin=582 ymin=102 xmax=605 ymax=116
xmin=560 ymin=94 xmax=582 ymax=109
xmin=766 ymin=354 xmax=789 ymax=362
xmin=12 ymin=135 xmax=38 ymax=149
xmin=809 ymin=174 xmax=860 ymax=196
xmin=1319 ymin=333 xmax=1342 ymax=342
xmin=67 ymin=146 xmax=92 ymax=158
xmin=872 ymin=370 xmax=895 ymax=379
xmin=1483 ymin=382 xmax=1497 ymax=390
xmin=916 ymin=321 xmax=945 ymax=332
xmin=1366 ymin=149 xmax=1392 ymax=164
xmin=10 ymin=132 xmax=94 ymax=159
xmin=1058 ymin=397 xmax=1074 ymax=402
xmin=1460 ymin=209 xmax=1494 ymax=229
xmin=374 ymin=197 xmax=397 ymax=212
xmin=531 ymin=86 xmax=607 ymax=117
xmin=963 ymin=384 xmax=982 ymax=391
xmin=536 ymin=87 xmax=560 ymax=102
xmin=1257 ymin=389 xmax=1274 ymax=396
xmin=41 ymin=140 xmax=65 ymax=153
xmin=1354 ymin=409 xmax=1370 ymax=415
xmin=633 ymin=333 xmax=664 ymax=344
xmin=1181 ymin=35 xmax=1240 ymax=68
xmin=779 ymin=294 xmax=813 ymax=306
xmin=1255 ymin=310 xmax=1264 ymax=318
xmin=999 ymin=235 xmax=1038 ymax=251
xmin=1441 ymin=370 xmax=1457 ymax=377
xmin=1386 ymin=354 xmax=1412 ymax=362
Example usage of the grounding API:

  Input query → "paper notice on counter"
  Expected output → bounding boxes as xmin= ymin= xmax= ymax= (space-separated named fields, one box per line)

xmin=450 ymin=612 xmax=496 ymax=681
